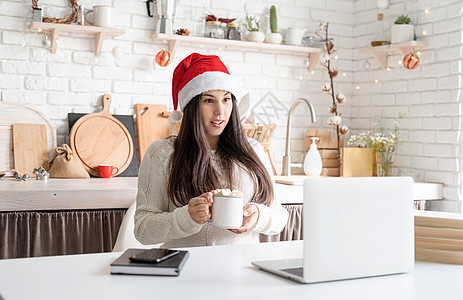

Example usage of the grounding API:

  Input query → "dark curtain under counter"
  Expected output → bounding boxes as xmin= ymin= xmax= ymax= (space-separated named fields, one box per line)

xmin=0 ymin=178 xmax=304 ymax=259
xmin=0 ymin=204 xmax=303 ymax=259
xmin=0 ymin=209 xmax=126 ymax=259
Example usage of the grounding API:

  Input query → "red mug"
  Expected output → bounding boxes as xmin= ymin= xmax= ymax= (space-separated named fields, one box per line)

xmin=98 ymin=164 xmax=119 ymax=178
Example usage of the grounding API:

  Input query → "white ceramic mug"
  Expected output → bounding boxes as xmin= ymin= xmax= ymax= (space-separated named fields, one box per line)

xmin=285 ymin=27 xmax=306 ymax=45
xmin=210 ymin=195 xmax=244 ymax=229
xmin=85 ymin=5 xmax=112 ymax=27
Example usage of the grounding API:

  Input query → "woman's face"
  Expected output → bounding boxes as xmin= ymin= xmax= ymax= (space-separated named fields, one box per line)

xmin=199 ymin=90 xmax=233 ymax=149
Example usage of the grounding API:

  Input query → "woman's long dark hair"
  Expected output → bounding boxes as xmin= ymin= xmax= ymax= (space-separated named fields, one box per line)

xmin=167 ymin=94 xmax=274 ymax=207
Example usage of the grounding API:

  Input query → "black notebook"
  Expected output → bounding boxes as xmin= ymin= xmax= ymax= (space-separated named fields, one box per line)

xmin=111 ymin=248 xmax=189 ymax=276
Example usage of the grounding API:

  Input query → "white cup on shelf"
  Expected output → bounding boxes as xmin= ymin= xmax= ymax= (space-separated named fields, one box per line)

xmin=285 ymin=27 xmax=306 ymax=45
xmin=85 ymin=5 xmax=113 ymax=27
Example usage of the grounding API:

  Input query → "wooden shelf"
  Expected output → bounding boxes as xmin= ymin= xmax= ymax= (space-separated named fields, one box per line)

xmin=29 ymin=22 xmax=125 ymax=56
xmin=359 ymin=41 xmax=428 ymax=70
xmin=151 ymin=33 xmax=323 ymax=72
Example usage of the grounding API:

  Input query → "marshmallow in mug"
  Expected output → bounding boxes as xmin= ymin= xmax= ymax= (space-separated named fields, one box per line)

xmin=211 ymin=188 xmax=243 ymax=197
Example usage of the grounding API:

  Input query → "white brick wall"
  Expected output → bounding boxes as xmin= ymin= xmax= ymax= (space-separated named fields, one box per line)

xmin=0 ymin=0 xmax=462 ymax=212
xmin=352 ymin=0 xmax=463 ymax=212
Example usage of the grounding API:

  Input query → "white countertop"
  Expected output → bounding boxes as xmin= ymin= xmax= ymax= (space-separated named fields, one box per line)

xmin=0 ymin=176 xmax=443 ymax=211
xmin=0 ymin=177 xmax=137 ymax=211
xmin=0 ymin=241 xmax=462 ymax=300
xmin=274 ymin=176 xmax=443 ymax=204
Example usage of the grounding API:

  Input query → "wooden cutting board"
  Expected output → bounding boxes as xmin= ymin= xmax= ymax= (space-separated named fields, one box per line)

xmin=68 ymin=113 xmax=138 ymax=177
xmin=69 ymin=94 xmax=134 ymax=177
xmin=13 ymin=124 xmax=48 ymax=177
xmin=0 ymin=103 xmax=56 ymax=175
xmin=134 ymin=104 xmax=170 ymax=164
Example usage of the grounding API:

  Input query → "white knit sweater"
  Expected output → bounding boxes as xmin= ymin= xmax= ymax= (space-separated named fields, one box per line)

xmin=134 ymin=137 xmax=289 ymax=248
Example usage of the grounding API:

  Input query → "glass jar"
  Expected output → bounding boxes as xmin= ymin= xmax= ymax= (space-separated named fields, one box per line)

xmin=227 ymin=23 xmax=242 ymax=40
xmin=205 ymin=21 xmax=224 ymax=39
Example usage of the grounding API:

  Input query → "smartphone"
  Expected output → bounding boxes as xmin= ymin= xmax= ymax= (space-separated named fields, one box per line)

xmin=129 ymin=249 xmax=180 ymax=264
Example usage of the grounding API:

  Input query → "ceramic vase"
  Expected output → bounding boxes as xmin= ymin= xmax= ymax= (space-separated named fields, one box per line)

xmin=391 ymin=24 xmax=414 ymax=44
xmin=265 ymin=33 xmax=282 ymax=44
xmin=246 ymin=31 xmax=265 ymax=43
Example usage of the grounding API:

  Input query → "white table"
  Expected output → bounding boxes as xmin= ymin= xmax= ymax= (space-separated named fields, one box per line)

xmin=0 ymin=241 xmax=462 ymax=300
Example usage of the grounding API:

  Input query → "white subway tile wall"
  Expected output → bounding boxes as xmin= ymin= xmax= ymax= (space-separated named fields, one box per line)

xmin=352 ymin=0 xmax=462 ymax=212
xmin=0 ymin=0 xmax=461 ymax=211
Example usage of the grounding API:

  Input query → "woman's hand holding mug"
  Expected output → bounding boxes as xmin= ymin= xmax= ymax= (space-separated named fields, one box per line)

xmin=188 ymin=192 xmax=213 ymax=224
xmin=230 ymin=204 xmax=259 ymax=234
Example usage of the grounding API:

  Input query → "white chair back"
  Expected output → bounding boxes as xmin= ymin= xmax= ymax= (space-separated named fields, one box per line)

xmin=113 ymin=201 xmax=159 ymax=252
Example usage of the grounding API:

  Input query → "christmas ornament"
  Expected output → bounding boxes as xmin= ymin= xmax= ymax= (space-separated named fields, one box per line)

xmin=112 ymin=45 xmax=123 ymax=67
xmin=403 ymin=51 xmax=419 ymax=69
xmin=155 ymin=48 xmax=171 ymax=67
xmin=112 ymin=45 xmax=123 ymax=60
xmin=42 ymin=34 xmax=51 ymax=48
xmin=363 ymin=60 xmax=371 ymax=70
xmin=376 ymin=0 xmax=390 ymax=9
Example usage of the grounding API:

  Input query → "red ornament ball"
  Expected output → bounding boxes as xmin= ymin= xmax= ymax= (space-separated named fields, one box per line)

xmin=155 ymin=49 xmax=171 ymax=67
xmin=403 ymin=52 xmax=419 ymax=70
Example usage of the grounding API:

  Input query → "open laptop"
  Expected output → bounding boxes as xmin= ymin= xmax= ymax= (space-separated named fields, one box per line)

xmin=252 ymin=176 xmax=414 ymax=284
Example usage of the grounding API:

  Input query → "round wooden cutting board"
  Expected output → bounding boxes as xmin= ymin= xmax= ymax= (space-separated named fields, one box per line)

xmin=69 ymin=94 xmax=134 ymax=177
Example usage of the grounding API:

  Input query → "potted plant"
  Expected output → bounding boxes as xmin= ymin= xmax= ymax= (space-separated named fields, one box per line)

xmin=391 ymin=14 xmax=414 ymax=44
xmin=244 ymin=15 xmax=264 ymax=43
xmin=265 ymin=5 xmax=282 ymax=44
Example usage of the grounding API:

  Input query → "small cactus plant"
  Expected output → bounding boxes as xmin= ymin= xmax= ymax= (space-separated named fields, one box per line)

xmin=394 ymin=15 xmax=411 ymax=24
xmin=270 ymin=5 xmax=277 ymax=33
xmin=244 ymin=15 xmax=260 ymax=32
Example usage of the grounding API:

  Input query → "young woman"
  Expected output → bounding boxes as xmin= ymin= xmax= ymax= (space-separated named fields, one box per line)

xmin=134 ymin=53 xmax=288 ymax=248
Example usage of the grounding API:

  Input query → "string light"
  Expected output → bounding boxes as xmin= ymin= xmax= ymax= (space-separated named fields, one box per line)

xmin=386 ymin=66 xmax=391 ymax=71
xmin=398 ymin=60 xmax=402 ymax=65
xmin=374 ymin=79 xmax=379 ymax=83
xmin=304 ymin=57 xmax=311 ymax=68
xmin=424 ymin=8 xmax=430 ymax=14
xmin=416 ymin=50 xmax=422 ymax=55
xmin=298 ymin=76 xmax=303 ymax=80
xmin=356 ymin=85 xmax=360 ymax=90
xmin=422 ymin=29 xmax=428 ymax=36
xmin=342 ymin=73 xmax=346 ymax=76
xmin=310 ymin=70 xmax=315 ymax=75
xmin=334 ymin=54 xmax=338 ymax=60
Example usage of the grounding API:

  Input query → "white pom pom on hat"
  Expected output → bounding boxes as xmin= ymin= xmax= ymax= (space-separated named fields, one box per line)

xmin=170 ymin=53 xmax=240 ymax=121
xmin=169 ymin=110 xmax=183 ymax=122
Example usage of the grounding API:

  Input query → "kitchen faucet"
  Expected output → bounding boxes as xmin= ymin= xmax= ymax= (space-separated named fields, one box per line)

xmin=281 ymin=98 xmax=317 ymax=176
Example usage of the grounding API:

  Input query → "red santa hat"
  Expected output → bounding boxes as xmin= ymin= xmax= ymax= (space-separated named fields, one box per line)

xmin=170 ymin=53 xmax=240 ymax=121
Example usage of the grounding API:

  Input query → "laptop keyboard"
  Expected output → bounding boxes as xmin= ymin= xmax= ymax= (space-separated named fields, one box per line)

xmin=281 ymin=267 xmax=304 ymax=277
